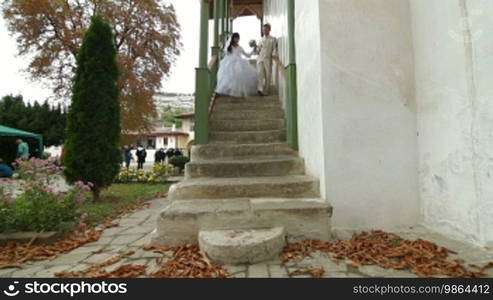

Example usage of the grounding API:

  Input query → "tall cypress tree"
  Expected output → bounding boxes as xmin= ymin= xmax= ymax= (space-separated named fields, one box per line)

xmin=64 ymin=15 xmax=120 ymax=200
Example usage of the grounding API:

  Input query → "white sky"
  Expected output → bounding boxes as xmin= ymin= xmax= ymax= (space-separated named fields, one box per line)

xmin=0 ymin=0 xmax=260 ymax=104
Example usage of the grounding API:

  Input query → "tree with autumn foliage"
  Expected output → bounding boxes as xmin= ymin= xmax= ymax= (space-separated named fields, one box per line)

xmin=2 ymin=0 xmax=181 ymax=133
xmin=64 ymin=15 xmax=120 ymax=201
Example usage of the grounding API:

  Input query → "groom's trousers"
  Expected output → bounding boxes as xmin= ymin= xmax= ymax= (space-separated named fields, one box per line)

xmin=257 ymin=58 xmax=272 ymax=95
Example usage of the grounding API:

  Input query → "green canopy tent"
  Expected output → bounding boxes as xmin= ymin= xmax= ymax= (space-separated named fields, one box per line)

xmin=0 ymin=125 xmax=44 ymax=158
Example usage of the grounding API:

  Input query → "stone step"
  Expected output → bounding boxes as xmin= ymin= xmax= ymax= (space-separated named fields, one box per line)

xmin=185 ymin=156 xmax=305 ymax=178
xmin=168 ymin=175 xmax=320 ymax=200
xmin=199 ymin=227 xmax=285 ymax=265
xmin=211 ymin=109 xmax=285 ymax=121
xmin=191 ymin=143 xmax=297 ymax=162
xmin=219 ymin=95 xmax=279 ymax=104
xmin=214 ymin=102 xmax=282 ymax=112
xmin=210 ymin=119 xmax=285 ymax=132
xmin=210 ymin=130 xmax=286 ymax=144
xmin=152 ymin=198 xmax=332 ymax=245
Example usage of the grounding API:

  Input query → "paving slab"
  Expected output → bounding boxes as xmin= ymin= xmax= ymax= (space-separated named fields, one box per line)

xmin=2 ymin=197 xmax=492 ymax=279
xmin=47 ymin=253 xmax=92 ymax=266
xmin=10 ymin=266 xmax=45 ymax=278
xmin=34 ymin=265 xmax=71 ymax=278
xmin=111 ymin=235 xmax=143 ymax=246
xmin=247 ymin=264 xmax=269 ymax=278
xmin=268 ymin=265 xmax=289 ymax=278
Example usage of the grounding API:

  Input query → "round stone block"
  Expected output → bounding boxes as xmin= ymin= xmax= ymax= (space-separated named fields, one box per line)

xmin=199 ymin=227 xmax=285 ymax=265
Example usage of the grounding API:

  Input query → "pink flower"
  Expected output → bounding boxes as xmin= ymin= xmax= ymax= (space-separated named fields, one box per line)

xmin=77 ymin=221 xmax=87 ymax=232
xmin=2 ymin=196 xmax=14 ymax=204
xmin=75 ymin=195 xmax=86 ymax=205
xmin=42 ymin=186 xmax=54 ymax=193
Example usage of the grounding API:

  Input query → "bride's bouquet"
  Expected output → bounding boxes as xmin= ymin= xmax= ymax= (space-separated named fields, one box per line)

xmin=249 ymin=39 xmax=257 ymax=49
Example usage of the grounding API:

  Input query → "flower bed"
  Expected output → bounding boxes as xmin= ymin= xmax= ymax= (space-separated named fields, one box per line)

xmin=0 ymin=181 xmax=91 ymax=234
xmin=0 ymin=157 xmax=171 ymax=248
xmin=115 ymin=164 xmax=178 ymax=184
xmin=14 ymin=157 xmax=63 ymax=183
xmin=0 ymin=158 xmax=91 ymax=235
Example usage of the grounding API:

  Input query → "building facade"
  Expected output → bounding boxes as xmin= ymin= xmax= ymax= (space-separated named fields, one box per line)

xmin=265 ymin=0 xmax=493 ymax=247
xmin=193 ymin=0 xmax=493 ymax=247
xmin=124 ymin=113 xmax=195 ymax=160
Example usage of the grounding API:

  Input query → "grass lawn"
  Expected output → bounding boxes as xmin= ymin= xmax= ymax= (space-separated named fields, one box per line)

xmin=81 ymin=183 xmax=171 ymax=227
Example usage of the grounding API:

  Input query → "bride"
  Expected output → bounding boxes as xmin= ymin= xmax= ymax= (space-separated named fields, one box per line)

xmin=216 ymin=33 xmax=258 ymax=98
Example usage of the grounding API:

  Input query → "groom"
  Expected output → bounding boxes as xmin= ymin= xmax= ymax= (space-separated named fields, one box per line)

xmin=256 ymin=23 xmax=278 ymax=96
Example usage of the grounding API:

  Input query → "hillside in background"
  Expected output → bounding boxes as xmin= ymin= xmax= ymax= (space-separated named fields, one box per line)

xmin=154 ymin=93 xmax=194 ymax=113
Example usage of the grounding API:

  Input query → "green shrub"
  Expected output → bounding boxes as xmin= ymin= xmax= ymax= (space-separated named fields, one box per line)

xmin=169 ymin=156 xmax=190 ymax=171
xmin=64 ymin=15 xmax=121 ymax=200
xmin=0 ymin=183 xmax=90 ymax=233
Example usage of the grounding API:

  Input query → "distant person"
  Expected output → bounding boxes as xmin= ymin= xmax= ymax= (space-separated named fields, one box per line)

xmin=136 ymin=145 xmax=147 ymax=170
xmin=174 ymin=148 xmax=183 ymax=157
xmin=16 ymin=139 xmax=29 ymax=160
xmin=0 ymin=159 xmax=13 ymax=178
xmin=154 ymin=149 xmax=160 ymax=164
xmin=154 ymin=148 xmax=166 ymax=164
xmin=166 ymin=148 xmax=175 ymax=160
xmin=123 ymin=146 xmax=133 ymax=169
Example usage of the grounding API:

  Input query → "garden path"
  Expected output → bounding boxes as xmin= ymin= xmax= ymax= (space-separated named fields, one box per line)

xmin=1 ymin=197 xmax=492 ymax=278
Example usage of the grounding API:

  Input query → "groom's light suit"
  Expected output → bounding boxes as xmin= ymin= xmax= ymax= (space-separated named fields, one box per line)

xmin=257 ymin=35 xmax=278 ymax=95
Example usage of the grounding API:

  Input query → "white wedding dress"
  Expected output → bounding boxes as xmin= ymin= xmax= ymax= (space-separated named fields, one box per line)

xmin=216 ymin=45 xmax=258 ymax=98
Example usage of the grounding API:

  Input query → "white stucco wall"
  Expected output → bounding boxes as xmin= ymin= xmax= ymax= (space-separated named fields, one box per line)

xmin=315 ymin=0 xmax=421 ymax=229
xmin=265 ymin=0 xmax=493 ymax=245
xmin=294 ymin=0 xmax=327 ymax=198
xmin=411 ymin=0 xmax=493 ymax=246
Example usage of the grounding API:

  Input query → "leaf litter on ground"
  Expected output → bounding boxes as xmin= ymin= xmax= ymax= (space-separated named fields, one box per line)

xmin=0 ymin=196 xmax=156 ymax=269
xmin=281 ymin=230 xmax=493 ymax=278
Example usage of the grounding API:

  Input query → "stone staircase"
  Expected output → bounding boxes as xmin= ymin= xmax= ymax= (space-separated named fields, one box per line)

xmin=152 ymin=95 xmax=332 ymax=264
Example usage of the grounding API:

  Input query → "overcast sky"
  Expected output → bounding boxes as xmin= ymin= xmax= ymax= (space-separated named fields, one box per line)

xmin=0 ymin=0 xmax=259 ymax=104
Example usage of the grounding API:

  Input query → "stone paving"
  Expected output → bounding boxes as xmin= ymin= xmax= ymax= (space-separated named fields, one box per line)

xmin=0 ymin=197 xmax=492 ymax=278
